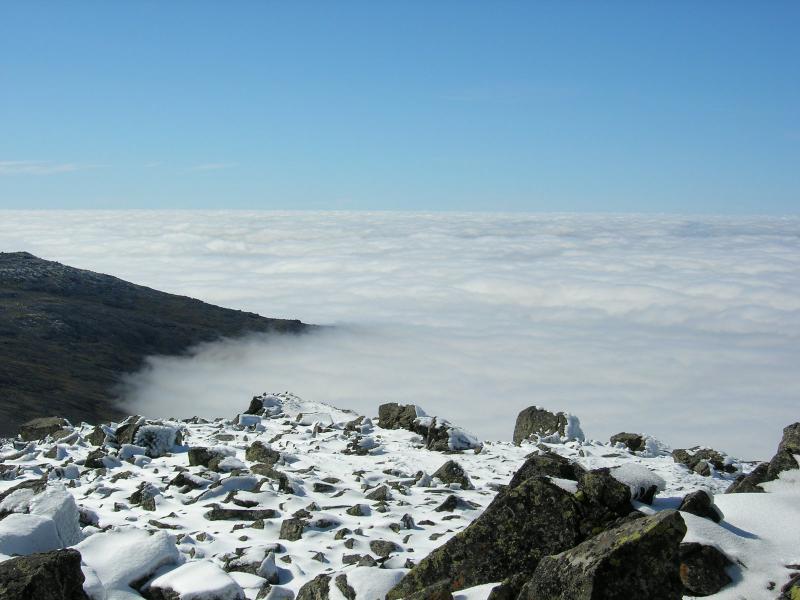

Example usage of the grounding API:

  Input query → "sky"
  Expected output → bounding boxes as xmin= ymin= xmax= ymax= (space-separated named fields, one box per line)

xmin=2 ymin=210 xmax=798 ymax=458
xmin=0 ymin=1 xmax=798 ymax=213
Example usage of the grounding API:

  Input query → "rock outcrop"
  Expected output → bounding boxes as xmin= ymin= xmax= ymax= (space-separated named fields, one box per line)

xmin=727 ymin=422 xmax=800 ymax=493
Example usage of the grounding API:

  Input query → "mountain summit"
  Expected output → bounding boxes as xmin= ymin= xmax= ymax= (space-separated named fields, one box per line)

xmin=0 ymin=251 xmax=308 ymax=434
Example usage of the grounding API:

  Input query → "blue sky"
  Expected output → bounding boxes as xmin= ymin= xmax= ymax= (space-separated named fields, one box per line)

xmin=0 ymin=1 xmax=798 ymax=213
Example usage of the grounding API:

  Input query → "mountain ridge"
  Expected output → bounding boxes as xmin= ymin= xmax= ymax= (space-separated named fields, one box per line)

xmin=0 ymin=251 xmax=310 ymax=435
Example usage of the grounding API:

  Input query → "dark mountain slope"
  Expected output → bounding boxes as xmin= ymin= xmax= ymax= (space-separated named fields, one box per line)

xmin=0 ymin=252 xmax=309 ymax=435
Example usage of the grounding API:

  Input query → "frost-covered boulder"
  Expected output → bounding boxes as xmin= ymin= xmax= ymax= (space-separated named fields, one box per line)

xmin=610 ymin=463 xmax=666 ymax=505
xmin=144 ymin=560 xmax=245 ymax=600
xmin=0 ymin=549 xmax=89 ymax=600
xmin=518 ymin=510 xmax=686 ymax=599
xmin=0 ymin=513 xmax=63 ymax=556
xmin=76 ymin=528 xmax=182 ymax=598
xmin=512 ymin=406 xmax=584 ymax=445
xmin=134 ymin=424 xmax=181 ymax=458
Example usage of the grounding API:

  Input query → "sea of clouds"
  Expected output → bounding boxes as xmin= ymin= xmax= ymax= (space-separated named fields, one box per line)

xmin=1 ymin=210 xmax=798 ymax=458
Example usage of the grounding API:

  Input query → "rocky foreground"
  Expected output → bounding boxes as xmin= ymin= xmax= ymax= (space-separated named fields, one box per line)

xmin=0 ymin=395 xmax=798 ymax=600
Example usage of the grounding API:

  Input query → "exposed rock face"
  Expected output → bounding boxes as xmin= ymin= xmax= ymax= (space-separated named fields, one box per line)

xmin=517 ymin=510 xmax=687 ymax=600
xmin=0 ymin=251 xmax=309 ymax=436
xmin=610 ymin=432 xmax=645 ymax=452
xmin=0 ymin=549 xmax=89 ymax=600
xmin=678 ymin=490 xmax=723 ymax=523
xmin=678 ymin=542 xmax=733 ymax=596
xmin=432 ymin=460 xmax=473 ymax=489
xmin=727 ymin=423 xmax=800 ymax=493
xmin=513 ymin=406 xmax=582 ymax=445
xmin=18 ymin=417 xmax=70 ymax=442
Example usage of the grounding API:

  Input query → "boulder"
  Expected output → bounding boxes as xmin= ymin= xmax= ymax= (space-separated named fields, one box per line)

xmin=204 ymin=504 xmax=278 ymax=521
xmin=335 ymin=574 xmax=356 ymax=600
xmin=401 ymin=580 xmax=454 ymax=600
xmin=114 ymin=416 xmax=144 ymax=446
xmin=296 ymin=574 xmax=330 ymax=600
xmin=133 ymin=424 xmax=181 ymax=458
xmin=369 ymin=539 xmax=399 ymax=558
xmin=245 ymin=441 xmax=280 ymax=466
xmin=513 ymin=406 xmax=583 ymax=445
xmin=18 ymin=417 xmax=69 ymax=442
xmin=0 ymin=549 xmax=89 ymax=600
xmin=386 ymin=477 xmax=583 ymax=598
xmin=143 ymin=560 xmax=246 ymax=600
xmin=679 ymin=542 xmax=733 ymax=596
xmin=279 ymin=518 xmax=305 ymax=541
xmin=378 ymin=403 xmax=420 ymax=430
xmin=508 ymin=452 xmax=585 ymax=488
xmin=432 ymin=460 xmax=473 ymax=490
xmin=518 ymin=510 xmax=687 ymax=599
xmin=610 ymin=432 xmax=645 ymax=452
xmin=678 ymin=490 xmax=723 ymax=523
xmin=576 ymin=469 xmax=632 ymax=521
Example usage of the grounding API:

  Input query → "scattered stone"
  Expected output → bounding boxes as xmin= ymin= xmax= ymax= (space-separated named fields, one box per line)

xmin=678 ymin=490 xmax=723 ymax=523
xmin=335 ymin=573 xmax=356 ymax=600
xmin=673 ymin=447 xmax=735 ymax=475
xmin=312 ymin=482 xmax=336 ymax=493
xmin=296 ymin=574 xmax=330 ymax=600
xmin=365 ymin=485 xmax=391 ymax=501
xmin=434 ymin=495 xmax=459 ymax=512
xmin=679 ymin=542 xmax=733 ymax=596
xmin=726 ymin=462 xmax=768 ymax=494
xmin=518 ymin=510 xmax=687 ymax=599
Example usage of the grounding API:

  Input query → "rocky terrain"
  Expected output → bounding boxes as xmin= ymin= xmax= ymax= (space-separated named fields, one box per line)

xmin=0 ymin=252 xmax=309 ymax=435
xmin=1 ymin=394 xmax=798 ymax=599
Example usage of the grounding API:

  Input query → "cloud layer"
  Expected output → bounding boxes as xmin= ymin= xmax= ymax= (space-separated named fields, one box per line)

xmin=1 ymin=211 xmax=798 ymax=458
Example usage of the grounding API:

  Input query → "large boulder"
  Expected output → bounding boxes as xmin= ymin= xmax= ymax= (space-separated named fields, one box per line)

xmin=0 ymin=549 xmax=89 ymax=600
xmin=245 ymin=441 xmax=280 ymax=466
xmin=296 ymin=574 xmax=330 ymax=600
xmin=517 ymin=510 xmax=687 ymax=599
xmin=18 ymin=417 xmax=69 ymax=442
xmin=378 ymin=403 xmax=420 ymax=431
xmin=386 ymin=477 xmax=583 ymax=598
xmin=513 ymin=406 xmax=583 ymax=445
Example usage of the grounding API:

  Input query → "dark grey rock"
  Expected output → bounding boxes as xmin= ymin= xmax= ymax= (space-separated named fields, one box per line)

xmin=610 ymin=432 xmax=645 ymax=452
xmin=673 ymin=447 xmax=735 ymax=474
xmin=726 ymin=462 xmax=768 ymax=493
xmin=518 ymin=510 xmax=687 ymax=600
xmin=18 ymin=417 xmax=69 ymax=442
xmin=334 ymin=574 xmax=356 ymax=600
xmin=204 ymin=504 xmax=278 ymax=521
xmin=0 ymin=549 xmax=89 ymax=600
xmin=678 ymin=490 xmax=723 ymax=523
xmin=369 ymin=540 xmax=399 ymax=558
xmin=508 ymin=452 xmax=585 ymax=488
xmin=679 ymin=542 xmax=733 ymax=596
xmin=296 ymin=573 xmax=330 ymax=600
xmin=400 ymin=580 xmax=454 ymax=600
xmin=432 ymin=460 xmax=473 ymax=489
xmin=365 ymin=485 xmax=391 ymax=501
xmin=512 ymin=406 xmax=568 ymax=445
xmin=279 ymin=518 xmax=305 ymax=541
xmin=378 ymin=403 xmax=419 ymax=430
xmin=245 ymin=441 xmax=280 ymax=466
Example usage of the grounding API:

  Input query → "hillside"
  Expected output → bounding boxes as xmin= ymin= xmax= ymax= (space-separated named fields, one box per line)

xmin=0 ymin=252 xmax=309 ymax=435
xmin=0 ymin=396 xmax=798 ymax=599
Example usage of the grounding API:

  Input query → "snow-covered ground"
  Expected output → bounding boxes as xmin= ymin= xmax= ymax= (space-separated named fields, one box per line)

xmin=1 ymin=393 xmax=798 ymax=599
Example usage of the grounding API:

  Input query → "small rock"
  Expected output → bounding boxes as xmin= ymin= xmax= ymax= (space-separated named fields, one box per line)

xmin=245 ymin=441 xmax=280 ymax=466
xmin=610 ymin=432 xmax=645 ymax=452
xmin=279 ymin=518 xmax=305 ymax=541
xmin=678 ymin=490 xmax=723 ymax=523
xmin=432 ymin=460 xmax=473 ymax=490
xmin=369 ymin=539 xmax=399 ymax=558
xmin=679 ymin=542 xmax=733 ymax=596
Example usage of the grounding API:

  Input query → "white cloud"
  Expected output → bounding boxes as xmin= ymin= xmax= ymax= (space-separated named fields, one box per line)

xmin=0 ymin=160 xmax=99 ymax=175
xmin=1 ymin=210 xmax=798 ymax=458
